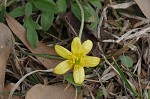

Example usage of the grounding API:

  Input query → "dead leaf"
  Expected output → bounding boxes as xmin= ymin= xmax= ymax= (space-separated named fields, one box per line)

xmin=6 ymin=14 xmax=60 ymax=69
xmin=0 ymin=23 xmax=14 ymax=99
xmin=101 ymin=71 xmax=117 ymax=82
xmin=134 ymin=0 xmax=150 ymax=19
xmin=3 ymin=83 xmax=23 ymax=99
xmin=25 ymin=84 xmax=76 ymax=99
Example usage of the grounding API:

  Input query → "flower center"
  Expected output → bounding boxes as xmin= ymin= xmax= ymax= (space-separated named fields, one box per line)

xmin=71 ymin=55 xmax=85 ymax=66
xmin=75 ymin=57 xmax=80 ymax=64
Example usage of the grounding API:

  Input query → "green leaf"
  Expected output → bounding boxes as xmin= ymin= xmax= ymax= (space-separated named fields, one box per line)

xmin=96 ymin=88 xmax=103 ymax=99
xmin=56 ymin=0 xmax=67 ymax=13
xmin=119 ymin=55 xmax=133 ymax=68
xmin=33 ymin=0 xmax=58 ymax=13
xmin=89 ymin=22 xmax=97 ymax=30
xmin=26 ymin=53 xmax=64 ymax=60
xmin=71 ymin=3 xmax=91 ymax=22
xmin=0 ymin=6 xmax=5 ymax=22
xmin=85 ymin=67 xmax=92 ymax=73
xmin=148 ymin=89 xmax=150 ymax=99
xmin=27 ymin=26 xmax=38 ymax=48
xmin=88 ymin=0 xmax=102 ymax=8
xmin=9 ymin=6 xmax=24 ymax=18
xmin=65 ymin=74 xmax=82 ymax=86
xmin=71 ymin=2 xmax=99 ymax=30
xmin=30 ymin=17 xmax=42 ymax=30
xmin=0 ymin=91 xmax=24 ymax=96
xmin=86 ymin=4 xmax=99 ymax=30
xmin=27 ymin=74 xmax=40 ymax=84
xmin=113 ymin=62 xmax=140 ymax=97
xmin=41 ymin=12 xmax=54 ymax=31
xmin=24 ymin=17 xmax=42 ymax=30
xmin=25 ymin=2 xmax=33 ymax=18
xmin=25 ymin=18 xmax=38 ymax=48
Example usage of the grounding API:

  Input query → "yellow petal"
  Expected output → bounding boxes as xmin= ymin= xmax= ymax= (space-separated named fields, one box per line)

xmin=82 ymin=40 xmax=93 ymax=55
xmin=54 ymin=60 xmax=73 ymax=74
xmin=73 ymin=66 xmax=85 ymax=84
xmin=55 ymin=45 xmax=73 ymax=59
xmin=71 ymin=37 xmax=82 ymax=55
xmin=84 ymin=56 xmax=100 ymax=67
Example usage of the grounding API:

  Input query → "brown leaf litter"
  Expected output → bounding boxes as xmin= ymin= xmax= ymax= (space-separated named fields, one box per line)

xmin=0 ymin=23 xmax=14 ymax=99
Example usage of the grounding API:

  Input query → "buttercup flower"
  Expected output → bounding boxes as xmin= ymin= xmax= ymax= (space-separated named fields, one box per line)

xmin=54 ymin=37 xmax=100 ymax=84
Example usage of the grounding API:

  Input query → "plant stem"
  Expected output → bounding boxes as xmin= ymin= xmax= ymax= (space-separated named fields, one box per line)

xmin=75 ymin=0 xmax=84 ymax=39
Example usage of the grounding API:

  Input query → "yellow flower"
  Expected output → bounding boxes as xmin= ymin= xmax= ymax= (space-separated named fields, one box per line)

xmin=54 ymin=37 xmax=100 ymax=84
